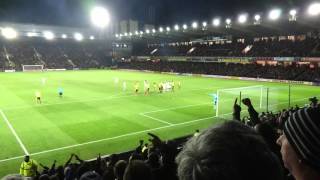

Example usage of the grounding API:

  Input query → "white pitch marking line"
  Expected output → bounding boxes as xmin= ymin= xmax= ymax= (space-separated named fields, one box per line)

xmin=0 ymin=97 xmax=312 ymax=163
xmin=142 ymin=103 xmax=212 ymax=115
xmin=0 ymin=109 xmax=29 ymax=155
xmin=0 ymin=114 xmax=217 ymax=163
xmin=139 ymin=113 xmax=173 ymax=125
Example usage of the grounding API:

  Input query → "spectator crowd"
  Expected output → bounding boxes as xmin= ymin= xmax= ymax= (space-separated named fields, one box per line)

xmin=0 ymin=39 xmax=113 ymax=70
xmin=133 ymin=38 xmax=320 ymax=57
xmin=118 ymin=60 xmax=320 ymax=82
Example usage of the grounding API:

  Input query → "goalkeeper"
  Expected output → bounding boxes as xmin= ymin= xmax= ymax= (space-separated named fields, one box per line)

xmin=58 ymin=87 xmax=64 ymax=98
xmin=209 ymin=93 xmax=218 ymax=109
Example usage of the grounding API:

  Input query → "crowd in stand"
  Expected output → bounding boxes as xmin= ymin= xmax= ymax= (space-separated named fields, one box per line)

xmin=3 ymin=97 xmax=320 ymax=180
xmin=0 ymin=39 xmax=113 ymax=70
xmin=134 ymin=38 xmax=320 ymax=57
xmin=117 ymin=60 xmax=320 ymax=82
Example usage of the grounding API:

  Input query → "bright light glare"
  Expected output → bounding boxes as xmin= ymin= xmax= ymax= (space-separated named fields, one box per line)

xmin=183 ymin=24 xmax=188 ymax=30
xmin=308 ymin=3 xmax=320 ymax=16
xmin=174 ymin=24 xmax=179 ymax=31
xmin=289 ymin=9 xmax=297 ymax=16
xmin=238 ymin=14 xmax=247 ymax=23
xmin=27 ymin=32 xmax=37 ymax=37
xmin=213 ymin=18 xmax=220 ymax=26
xmin=2 ymin=27 xmax=17 ymax=39
xmin=159 ymin=27 xmax=164 ymax=32
xmin=192 ymin=22 xmax=198 ymax=29
xmin=124 ymin=33 xmax=128 ymax=36
xmin=129 ymin=32 xmax=133 ymax=36
xmin=166 ymin=27 xmax=171 ymax=32
xmin=74 ymin=33 xmax=83 ymax=41
xmin=90 ymin=6 xmax=111 ymax=28
xmin=226 ymin=18 xmax=231 ymax=25
xmin=146 ymin=29 xmax=150 ymax=34
xmin=269 ymin=9 xmax=282 ymax=20
xmin=140 ymin=31 xmax=143 ymax=35
xmin=62 ymin=34 xmax=68 ymax=39
xmin=152 ymin=29 xmax=156 ymax=33
xmin=202 ymin=22 xmax=207 ymax=27
xmin=254 ymin=14 xmax=261 ymax=21
xmin=135 ymin=31 xmax=139 ymax=35
xmin=43 ymin=31 xmax=55 ymax=40
xmin=90 ymin=35 xmax=95 ymax=40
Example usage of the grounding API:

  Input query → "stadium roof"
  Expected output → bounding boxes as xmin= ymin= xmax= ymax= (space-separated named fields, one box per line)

xmin=115 ymin=16 xmax=320 ymax=43
xmin=0 ymin=0 xmax=313 ymax=27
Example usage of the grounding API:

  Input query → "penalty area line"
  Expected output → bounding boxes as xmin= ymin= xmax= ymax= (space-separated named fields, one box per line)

xmin=139 ymin=113 xmax=173 ymax=125
xmin=0 ymin=109 xmax=29 ymax=155
xmin=0 ymin=114 xmax=218 ymax=163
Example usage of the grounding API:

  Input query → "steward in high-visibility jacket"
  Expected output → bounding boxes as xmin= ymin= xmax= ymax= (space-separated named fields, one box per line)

xmin=20 ymin=155 xmax=38 ymax=177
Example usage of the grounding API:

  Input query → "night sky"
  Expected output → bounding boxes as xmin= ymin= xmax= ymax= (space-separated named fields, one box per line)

xmin=0 ymin=0 xmax=314 ymax=27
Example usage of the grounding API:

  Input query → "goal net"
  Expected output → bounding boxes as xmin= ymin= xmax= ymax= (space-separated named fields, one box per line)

xmin=22 ymin=65 xmax=44 ymax=72
xmin=215 ymin=85 xmax=266 ymax=118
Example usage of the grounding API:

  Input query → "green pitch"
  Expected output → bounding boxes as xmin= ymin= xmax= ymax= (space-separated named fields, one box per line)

xmin=0 ymin=70 xmax=318 ymax=177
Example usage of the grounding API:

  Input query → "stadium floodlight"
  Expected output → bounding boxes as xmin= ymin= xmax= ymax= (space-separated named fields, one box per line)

xmin=2 ymin=27 xmax=18 ymax=39
xmin=90 ymin=6 xmax=111 ymax=28
xmin=90 ymin=35 xmax=95 ymax=40
xmin=289 ymin=9 xmax=297 ymax=21
xmin=135 ymin=31 xmax=139 ymax=35
xmin=129 ymin=32 xmax=133 ymax=36
xmin=226 ymin=18 xmax=231 ymax=25
xmin=269 ymin=9 xmax=282 ymax=20
xmin=254 ymin=14 xmax=262 ymax=25
xmin=159 ymin=27 xmax=164 ymax=32
xmin=115 ymin=34 xmax=119 ymax=38
xmin=213 ymin=18 xmax=220 ymax=26
xmin=140 ymin=31 xmax=144 ymax=35
xmin=62 ymin=34 xmax=68 ymax=39
xmin=119 ymin=34 xmax=123 ymax=37
xmin=166 ymin=27 xmax=171 ymax=32
xmin=174 ymin=24 xmax=179 ymax=31
xmin=238 ymin=14 xmax=248 ymax=24
xmin=43 ymin=31 xmax=55 ymax=40
xmin=308 ymin=3 xmax=320 ymax=16
xmin=289 ymin=9 xmax=297 ymax=16
xmin=254 ymin=14 xmax=261 ymax=21
xmin=183 ymin=24 xmax=188 ymax=30
xmin=27 ymin=32 xmax=37 ymax=37
xmin=74 ymin=32 xmax=83 ymax=41
xmin=202 ymin=22 xmax=207 ymax=27
xmin=146 ymin=29 xmax=150 ymax=34
xmin=152 ymin=29 xmax=156 ymax=33
xmin=192 ymin=22 xmax=198 ymax=29
xmin=124 ymin=32 xmax=128 ymax=36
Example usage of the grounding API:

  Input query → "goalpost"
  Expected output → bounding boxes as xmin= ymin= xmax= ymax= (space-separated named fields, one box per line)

xmin=215 ymin=85 xmax=264 ymax=117
xmin=22 ymin=65 xmax=44 ymax=72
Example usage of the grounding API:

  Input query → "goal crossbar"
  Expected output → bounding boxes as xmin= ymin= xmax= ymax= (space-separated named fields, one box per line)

xmin=22 ymin=65 xmax=44 ymax=72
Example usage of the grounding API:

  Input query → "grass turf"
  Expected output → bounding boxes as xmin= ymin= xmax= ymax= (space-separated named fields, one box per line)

xmin=0 ymin=69 xmax=318 ymax=177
